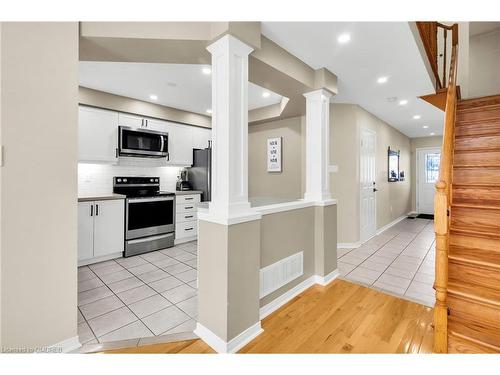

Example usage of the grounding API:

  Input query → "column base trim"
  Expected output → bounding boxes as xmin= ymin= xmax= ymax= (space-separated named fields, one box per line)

xmin=337 ymin=242 xmax=362 ymax=249
xmin=314 ymin=269 xmax=340 ymax=286
xmin=50 ymin=335 xmax=81 ymax=353
xmin=194 ymin=321 xmax=263 ymax=353
xmin=259 ymin=270 xmax=339 ymax=319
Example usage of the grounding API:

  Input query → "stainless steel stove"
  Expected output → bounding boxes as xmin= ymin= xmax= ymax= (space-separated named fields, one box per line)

xmin=113 ymin=177 xmax=175 ymax=257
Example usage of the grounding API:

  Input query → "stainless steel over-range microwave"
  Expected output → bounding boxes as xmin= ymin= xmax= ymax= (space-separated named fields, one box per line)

xmin=118 ymin=126 xmax=169 ymax=158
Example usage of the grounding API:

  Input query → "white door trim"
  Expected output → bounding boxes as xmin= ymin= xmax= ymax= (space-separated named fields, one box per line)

xmin=359 ymin=127 xmax=377 ymax=242
xmin=416 ymin=147 xmax=441 ymax=214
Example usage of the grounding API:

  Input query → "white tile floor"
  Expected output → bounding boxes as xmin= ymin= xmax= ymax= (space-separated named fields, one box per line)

xmin=77 ymin=241 xmax=198 ymax=345
xmin=338 ymin=218 xmax=436 ymax=307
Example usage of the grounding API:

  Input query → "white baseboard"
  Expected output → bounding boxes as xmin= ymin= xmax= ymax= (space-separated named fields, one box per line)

xmin=194 ymin=321 xmax=263 ymax=354
xmin=376 ymin=213 xmax=410 ymax=235
xmin=407 ymin=211 xmax=418 ymax=216
xmin=50 ymin=335 xmax=81 ymax=353
xmin=259 ymin=276 xmax=316 ymax=319
xmin=314 ymin=269 xmax=340 ymax=286
xmin=78 ymin=252 xmax=122 ymax=267
xmin=337 ymin=242 xmax=361 ymax=249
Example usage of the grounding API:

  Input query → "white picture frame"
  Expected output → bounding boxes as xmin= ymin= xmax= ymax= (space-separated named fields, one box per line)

xmin=267 ymin=137 xmax=282 ymax=172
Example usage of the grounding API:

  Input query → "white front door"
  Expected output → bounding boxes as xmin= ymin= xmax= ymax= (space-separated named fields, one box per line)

xmin=360 ymin=128 xmax=377 ymax=241
xmin=417 ymin=148 xmax=441 ymax=215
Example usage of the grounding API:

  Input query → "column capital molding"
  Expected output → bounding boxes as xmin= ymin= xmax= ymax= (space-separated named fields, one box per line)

xmin=303 ymin=88 xmax=334 ymax=100
xmin=206 ymin=33 xmax=254 ymax=57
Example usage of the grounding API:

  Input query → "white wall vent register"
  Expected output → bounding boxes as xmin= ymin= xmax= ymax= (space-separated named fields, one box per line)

xmin=259 ymin=251 xmax=304 ymax=298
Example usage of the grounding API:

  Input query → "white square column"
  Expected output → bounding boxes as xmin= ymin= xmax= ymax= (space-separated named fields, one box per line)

xmin=303 ymin=89 xmax=334 ymax=203
xmin=203 ymin=34 xmax=261 ymax=225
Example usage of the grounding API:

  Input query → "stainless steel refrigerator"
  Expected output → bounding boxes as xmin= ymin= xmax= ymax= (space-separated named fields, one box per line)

xmin=188 ymin=147 xmax=211 ymax=202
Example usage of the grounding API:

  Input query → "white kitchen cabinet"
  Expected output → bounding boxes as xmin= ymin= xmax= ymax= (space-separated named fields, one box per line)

xmin=192 ymin=127 xmax=212 ymax=150
xmin=174 ymin=193 xmax=201 ymax=244
xmin=93 ymin=200 xmax=125 ymax=258
xmin=118 ymin=113 xmax=145 ymax=129
xmin=146 ymin=118 xmax=168 ymax=132
xmin=167 ymin=123 xmax=194 ymax=166
xmin=78 ymin=106 xmax=119 ymax=163
xmin=78 ymin=202 xmax=94 ymax=262
xmin=78 ymin=199 xmax=124 ymax=265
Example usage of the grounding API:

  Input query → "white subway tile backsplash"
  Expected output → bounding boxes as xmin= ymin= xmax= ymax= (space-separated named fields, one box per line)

xmin=78 ymin=162 xmax=183 ymax=196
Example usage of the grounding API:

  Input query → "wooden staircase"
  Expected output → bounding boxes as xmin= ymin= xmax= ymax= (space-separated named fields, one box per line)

xmin=446 ymin=94 xmax=500 ymax=353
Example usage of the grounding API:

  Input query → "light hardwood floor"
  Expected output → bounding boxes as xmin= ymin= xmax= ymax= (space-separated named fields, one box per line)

xmin=103 ymin=279 xmax=434 ymax=354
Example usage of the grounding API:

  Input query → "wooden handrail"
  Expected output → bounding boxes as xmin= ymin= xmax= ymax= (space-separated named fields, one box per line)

xmin=416 ymin=22 xmax=459 ymax=91
xmin=433 ymin=41 xmax=459 ymax=354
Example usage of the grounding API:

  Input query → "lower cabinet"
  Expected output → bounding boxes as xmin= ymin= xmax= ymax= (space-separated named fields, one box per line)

xmin=78 ymin=199 xmax=125 ymax=265
xmin=175 ymin=193 xmax=201 ymax=244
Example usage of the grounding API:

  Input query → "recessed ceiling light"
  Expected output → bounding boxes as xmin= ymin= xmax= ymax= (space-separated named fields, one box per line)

xmin=149 ymin=94 xmax=158 ymax=101
xmin=202 ymin=67 xmax=211 ymax=75
xmin=337 ymin=33 xmax=351 ymax=44
xmin=423 ymin=125 xmax=429 ymax=129
xmin=430 ymin=132 xmax=435 ymax=136
xmin=206 ymin=109 xmax=212 ymax=114
xmin=413 ymin=115 xmax=421 ymax=120
xmin=377 ymin=76 xmax=388 ymax=84
xmin=262 ymin=91 xmax=271 ymax=98
xmin=398 ymin=99 xmax=408 ymax=106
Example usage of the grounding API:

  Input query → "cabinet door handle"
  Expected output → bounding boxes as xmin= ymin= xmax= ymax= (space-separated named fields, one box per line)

xmin=96 ymin=204 xmax=99 ymax=216
xmin=90 ymin=204 xmax=93 ymax=216
xmin=185 ymin=215 xmax=194 ymax=219
xmin=185 ymin=227 xmax=194 ymax=231
xmin=146 ymin=119 xmax=148 ymax=127
xmin=185 ymin=197 xmax=194 ymax=200
xmin=141 ymin=119 xmax=144 ymax=127
xmin=185 ymin=206 xmax=193 ymax=209
xmin=115 ymin=148 xmax=119 ymax=158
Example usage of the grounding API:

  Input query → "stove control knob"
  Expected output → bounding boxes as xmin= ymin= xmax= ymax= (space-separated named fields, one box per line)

xmin=155 ymin=179 xmax=159 ymax=182
xmin=123 ymin=178 xmax=127 ymax=182
xmin=117 ymin=178 xmax=122 ymax=182
xmin=150 ymin=178 xmax=154 ymax=182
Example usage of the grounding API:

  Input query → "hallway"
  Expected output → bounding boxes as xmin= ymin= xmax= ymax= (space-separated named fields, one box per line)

xmin=338 ymin=218 xmax=435 ymax=307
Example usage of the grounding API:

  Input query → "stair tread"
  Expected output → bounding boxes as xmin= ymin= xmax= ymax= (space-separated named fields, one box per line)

xmin=458 ymin=94 xmax=500 ymax=110
xmin=448 ymin=317 xmax=500 ymax=351
xmin=454 ymin=164 xmax=500 ymax=168
xmin=450 ymin=228 xmax=500 ymax=239
xmin=448 ymin=281 xmax=500 ymax=307
xmin=451 ymin=202 xmax=500 ymax=210
xmin=457 ymin=102 xmax=500 ymax=113
xmin=448 ymin=333 xmax=500 ymax=353
xmin=449 ymin=245 xmax=500 ymax=269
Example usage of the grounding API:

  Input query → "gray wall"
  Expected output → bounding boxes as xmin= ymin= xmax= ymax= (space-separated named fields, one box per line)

xmin=248 ymin=116 xmax=304 ymax=200
xmin=0 ymin=23 xmax=79 ymax=348
xmin=469 ymin=29 xmax=500 ymax=98
xmin=331 ymin=104 xmax=412 ymax=243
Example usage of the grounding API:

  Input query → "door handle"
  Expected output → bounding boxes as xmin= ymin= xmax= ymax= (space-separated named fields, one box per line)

xmin=96 ymin=204 xmax=99 ymax=216
xmin=373 ymin=188 xmax=378 ymax=192
xmin=90 ymin=204 xmax=93 ymax=216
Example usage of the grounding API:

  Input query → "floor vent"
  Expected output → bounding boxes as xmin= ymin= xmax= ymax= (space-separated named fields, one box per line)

xmin=260 ymin=251 xmax=303 ymax=298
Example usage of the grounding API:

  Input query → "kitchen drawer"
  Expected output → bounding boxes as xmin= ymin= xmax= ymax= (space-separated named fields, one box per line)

xmin=176 ymin=212 xmax=197 ymax=223
xmin=177 ymin=202 xmax=197 ymax=214
xmin=176 ymin=221 xmax=197 ymax=239
xmin=176 ymin=194 xmax=201 ymax=205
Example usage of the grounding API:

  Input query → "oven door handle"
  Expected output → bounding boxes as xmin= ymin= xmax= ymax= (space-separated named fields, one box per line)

xmin=128 ymin=196 xmax=174 ymax=203
xmin=127 ymin=233 xmax=174 ymax=245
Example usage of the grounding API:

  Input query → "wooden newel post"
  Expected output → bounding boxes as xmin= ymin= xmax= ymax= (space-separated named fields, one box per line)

xmin=434 ymin=180 xmax=449 ymax=353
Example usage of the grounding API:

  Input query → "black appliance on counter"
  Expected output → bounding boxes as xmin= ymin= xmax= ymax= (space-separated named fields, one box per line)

xmin=176 ymin=168 xmax=192 ymax=191
xmin=188 ymin=146 xmax=212 ymax=202
xmin=113 ymin=177 xmax=175 ymax=257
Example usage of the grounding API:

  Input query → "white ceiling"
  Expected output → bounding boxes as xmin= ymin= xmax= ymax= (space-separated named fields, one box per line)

xmin=262 ymin=22 xmax=444 ymax=138
xmin=79 ymin=62 xmax=283 ymax=115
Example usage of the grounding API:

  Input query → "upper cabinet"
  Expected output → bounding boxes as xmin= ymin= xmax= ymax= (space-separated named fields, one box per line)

xmin=78 ymin=106 xmax=119 ymax=163
xmin=78 ymin=105 xmax=211 ymax=167
xmin=192 ymin=126 xmax=212 ymax=150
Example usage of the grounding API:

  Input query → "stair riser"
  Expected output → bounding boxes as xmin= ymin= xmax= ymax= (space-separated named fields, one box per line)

xmin=455 ymin=135 xmax=500 ymax=151
xmin=455 ymin=121 xmax=500 ymax=137
xmin=453 ymin=150 xmax=500 ymax=167
xmin=451 ymin=206 xmax=500 ymax=235
xmin=450 ymin=233 xmax=500 ymax=252
xmin=448 ymin=335 xmax=499 ymax=353
xmin=452 ymin=186 xmax=500 ymax=206
xmin=453 ymin=168 xmax=500 ymax=185
xmin=449 ymin=262 xmax=500 ymax=291
xmin=458 ymin=95 xmax=500 ymax=110
xmin=457 ymin=106 xmax=500 ymax=123
xmin=448 ymin=296 xmax=500 ymax=330
xmin=449 ymin=316 xmax=500 ymax=348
